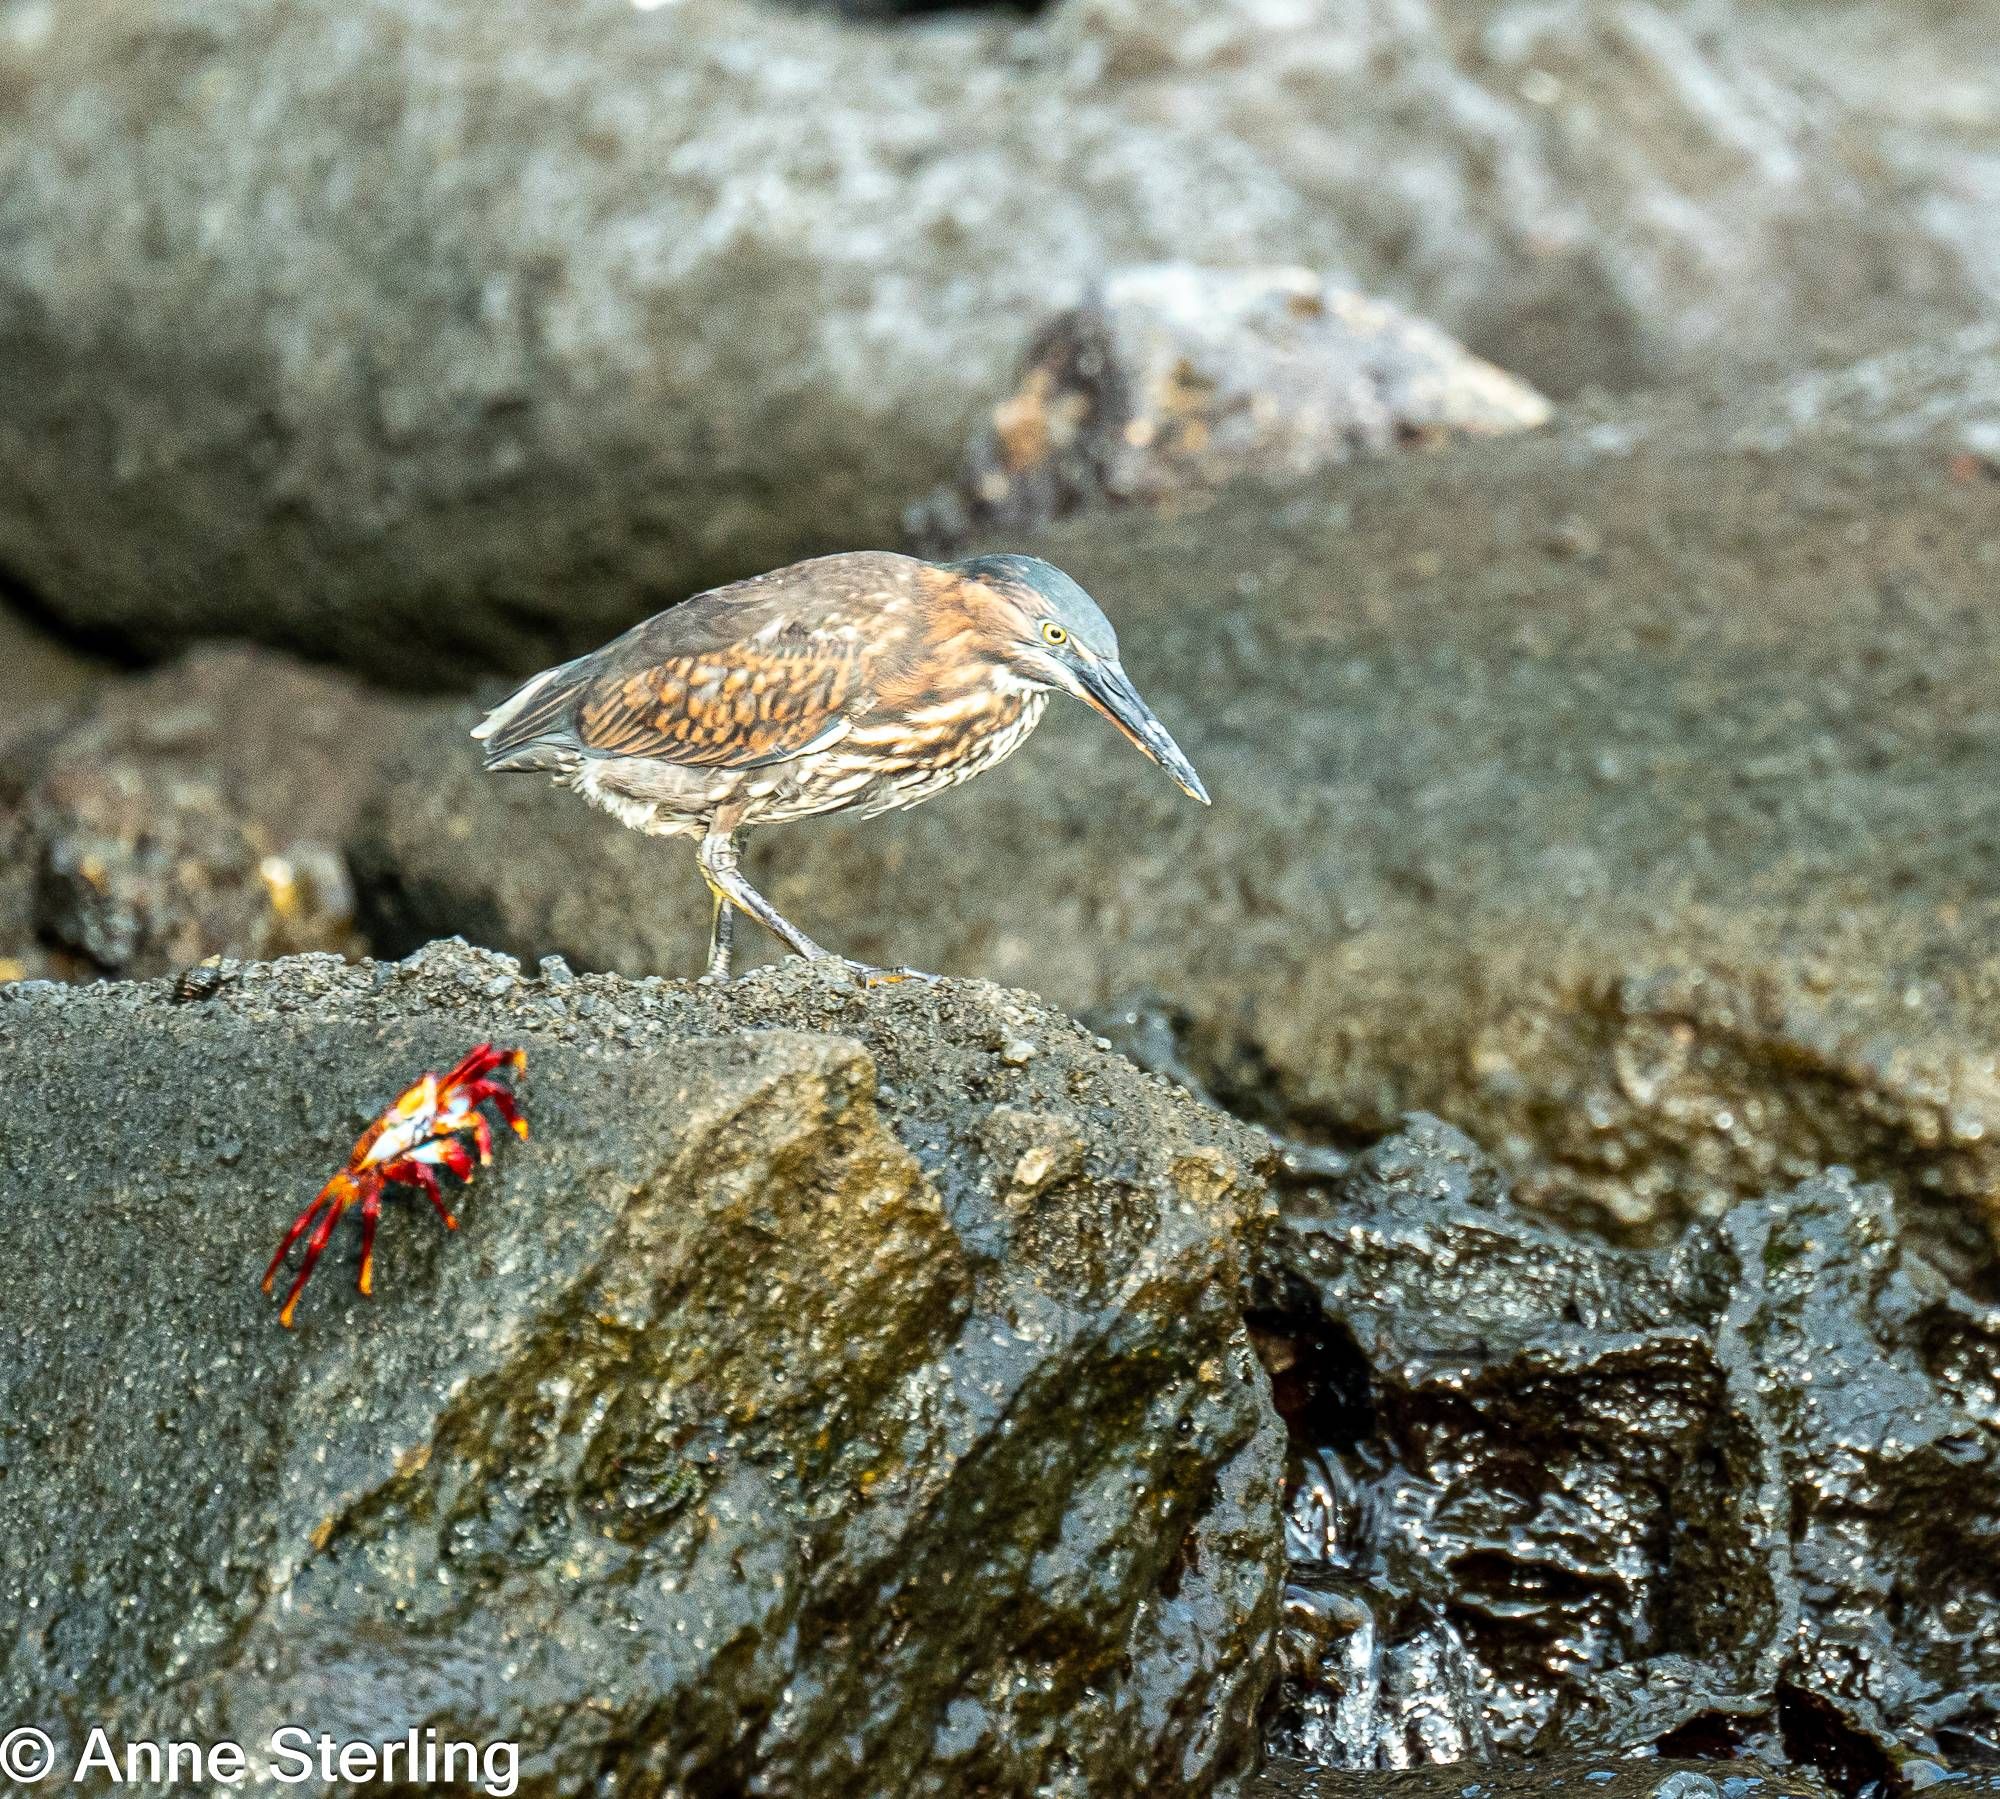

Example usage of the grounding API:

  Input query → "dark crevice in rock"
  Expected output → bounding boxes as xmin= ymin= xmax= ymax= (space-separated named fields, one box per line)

xmin=1086 ymin=995 xmax=1375 ymax=1182
xmin=0 ymin=563 xmax=148 ymax=675
xmin=1775 ymin=1686 xmax=1905 ymax=1799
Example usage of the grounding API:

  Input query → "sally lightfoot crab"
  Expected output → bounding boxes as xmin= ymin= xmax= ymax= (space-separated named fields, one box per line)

xmin=261 ymin=1043 xmax=528 ymax=1327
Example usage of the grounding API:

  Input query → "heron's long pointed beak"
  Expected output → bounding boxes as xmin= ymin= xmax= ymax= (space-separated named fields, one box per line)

xmin=1075 ymin=661 xmax=1211 ymax=805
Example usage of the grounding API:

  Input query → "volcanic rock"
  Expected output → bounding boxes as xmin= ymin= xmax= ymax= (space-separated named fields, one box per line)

xmin=0 ymin=943 xmax=1282 ymax=1795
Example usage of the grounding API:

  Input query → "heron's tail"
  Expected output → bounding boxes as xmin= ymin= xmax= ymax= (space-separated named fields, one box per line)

xmin=472 ymin=660 xmax=589 ymax=775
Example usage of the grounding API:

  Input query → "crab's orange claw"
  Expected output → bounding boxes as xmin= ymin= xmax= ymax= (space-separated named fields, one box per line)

xmin=263 ymin=1044 xmax=527 ymax=1326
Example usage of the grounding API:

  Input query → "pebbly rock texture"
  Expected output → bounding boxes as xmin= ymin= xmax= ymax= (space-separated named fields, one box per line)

xmin=906 ymin=266 xmax=1552 ymax=554
xmin=1253 ymin=1118 xmax=2000 ymax=1782
xmin=0 ymin=648 xmax=416 ymax=981
xmin=355 ymin=336 xmax=2000 ymax=1271
xmin=0 ymin=942 xmax=1282 ymax=1795
xmin=2 ymin=0 xmax=1997 ymax=669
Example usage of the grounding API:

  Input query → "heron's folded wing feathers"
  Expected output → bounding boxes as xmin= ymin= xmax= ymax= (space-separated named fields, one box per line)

xmin=575 ymin=626 xmax=868 ymax=767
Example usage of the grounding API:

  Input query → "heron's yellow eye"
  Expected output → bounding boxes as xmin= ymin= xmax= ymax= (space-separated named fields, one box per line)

xmin=1041 ymin=621 xmax=1069 ymax=648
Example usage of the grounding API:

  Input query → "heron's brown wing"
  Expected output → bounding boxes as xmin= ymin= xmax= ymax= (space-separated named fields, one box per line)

xmin=566 ymin=556 xmax=921 ymax=768
xmin=574 ymin=624 xmax=862 ymax=765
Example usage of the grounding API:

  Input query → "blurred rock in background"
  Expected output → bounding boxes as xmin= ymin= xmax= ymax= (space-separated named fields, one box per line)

xmin=0 ymin=650 xmax=413 ymax=981
xmin=906 ymin=265 xmax=1552 ymax=553
xmin=0 ymin=0 xmax=1994 ymax=672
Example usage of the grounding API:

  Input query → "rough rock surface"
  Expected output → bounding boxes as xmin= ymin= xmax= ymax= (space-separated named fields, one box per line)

xmin=906 ymin=266 xmax=1552 ymax=553
xmin=0 ymin=649 xmax=415 ymax=981
xmin=356 ymin=339 xmax=2000 ymax=1270
xmin=2 ymin=0 xmax=1996 ymax=667
xmin=1254 ymin=1118 xmax=2000 ymax=1779
xmin=0 ymin=942 xmax=1281 ymax=1795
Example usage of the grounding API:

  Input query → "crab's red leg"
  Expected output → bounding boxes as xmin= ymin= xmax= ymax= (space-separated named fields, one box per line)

xmin=440 ymin=1042 xmax=521 ymax=1088
xmin=459 ymin=1079 xmax=530 ymax=1140
xmin=438 ymin=1043 xmax=496 ymax=1085
xmin=276 ymin=1174 xmax=367 ymax=1328
xmin=356 ymin=1182 xmax=384 ymax=1298
xmin=390 ymin=1157 xmax=459 ymax=1230
xmin=468 ymin=1112 xmax=496 ymax=1165
xmin=261 ymin=1179 xmax=340 ymax=1295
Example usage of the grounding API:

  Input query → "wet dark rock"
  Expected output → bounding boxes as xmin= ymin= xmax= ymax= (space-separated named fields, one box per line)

xmin=1248 ymin=1756 xmax=1828 ymax=1798
xmin=906 ymin=266 xmax=1551 ymax=554
xmin=1255 ymin=1118 xmax=2000 ymax=1778
xmin=0 ymin=648 xmax=412 ymax=981
xmin=0 ymin=942 xmax=1281 ymax=1794
xmin=355 ymin=339 xmax=2000 ymax=1270
xmin=2 ymin=0 xmax=1995 ymax=669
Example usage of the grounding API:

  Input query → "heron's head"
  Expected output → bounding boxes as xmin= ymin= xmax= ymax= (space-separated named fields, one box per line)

xmin=951 ymin=553 xmax=1210 ymax=805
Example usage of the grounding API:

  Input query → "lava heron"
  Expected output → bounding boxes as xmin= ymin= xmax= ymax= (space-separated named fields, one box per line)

xmin=473 ymin=550 xmax=1208 ymax=981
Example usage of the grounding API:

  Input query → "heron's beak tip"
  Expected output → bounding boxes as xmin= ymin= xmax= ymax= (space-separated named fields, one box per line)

xmin=1078 ymin=661 xmax=1211 ymax=810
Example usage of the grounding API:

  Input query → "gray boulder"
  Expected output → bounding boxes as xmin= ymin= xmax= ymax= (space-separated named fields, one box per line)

xmin=0 ymin=649 xmax=416 ymax=980
xmin=2 ymin=0 xmax=1995 ymax=668
xmin=0 ymin=943 xmax=1281 ymax=1794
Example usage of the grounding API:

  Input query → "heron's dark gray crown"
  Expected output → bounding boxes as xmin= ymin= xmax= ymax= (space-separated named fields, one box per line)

xmin=949 ymin=554 xmax=1118 ymax=659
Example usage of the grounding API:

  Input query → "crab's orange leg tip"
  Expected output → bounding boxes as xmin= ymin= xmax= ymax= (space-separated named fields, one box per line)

xmin=511 ymin=1118 xmax=531 ymax=1140
xmin=356 ymin=1188 xmax=384 ymax=1298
